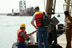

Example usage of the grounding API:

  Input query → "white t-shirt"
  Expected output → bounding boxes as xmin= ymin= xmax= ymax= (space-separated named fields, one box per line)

xmin=31 ymin=14 xmax=35 ymax=23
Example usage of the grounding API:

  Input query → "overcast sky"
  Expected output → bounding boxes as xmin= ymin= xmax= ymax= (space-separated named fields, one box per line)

xmin=0 ymin=0 xmax=65 ymax=13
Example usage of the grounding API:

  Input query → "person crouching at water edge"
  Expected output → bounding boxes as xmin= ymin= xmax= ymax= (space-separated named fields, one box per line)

xmin=31 ymin=7 xmax=48 ymax=48
xmin=17 ymin=24 xmax=37 ymax=48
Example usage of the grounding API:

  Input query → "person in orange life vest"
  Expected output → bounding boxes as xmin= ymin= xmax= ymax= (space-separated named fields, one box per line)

xmin=17 ymin=24 xmax=32 ymax=48
xmin=31 ymin=7 xmax=48 ymax=48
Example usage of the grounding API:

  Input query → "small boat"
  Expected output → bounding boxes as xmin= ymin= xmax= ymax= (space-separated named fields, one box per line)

xmin=12 ymin=42 xmax=44 ymax=48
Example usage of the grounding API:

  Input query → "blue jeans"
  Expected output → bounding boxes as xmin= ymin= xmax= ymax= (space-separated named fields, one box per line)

xmin=17 ymin=41 xmax=27 ymax=48
xmin=38 ymin=26 xmax=48 ymax=48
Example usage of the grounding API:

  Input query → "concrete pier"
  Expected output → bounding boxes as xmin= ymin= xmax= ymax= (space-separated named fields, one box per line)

xmin=58 ymin=34 xmax=72 ymax=48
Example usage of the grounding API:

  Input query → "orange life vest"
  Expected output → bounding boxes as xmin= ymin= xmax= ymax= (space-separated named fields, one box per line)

xmin=35 ymin=11 xmax=44 ymax=27
xmin=17 ymin=29 xmax=27 ymax=42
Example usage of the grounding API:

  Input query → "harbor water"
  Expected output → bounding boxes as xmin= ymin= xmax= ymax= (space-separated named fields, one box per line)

xmin=0 ymin=15 xmax=65 ymax=48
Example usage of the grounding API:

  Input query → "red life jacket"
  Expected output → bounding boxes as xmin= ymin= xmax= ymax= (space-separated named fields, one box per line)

xmin=17 ymin=29 xmax=27 ymax=42
xmin=35 ymin=11 xmax=44 ymax=27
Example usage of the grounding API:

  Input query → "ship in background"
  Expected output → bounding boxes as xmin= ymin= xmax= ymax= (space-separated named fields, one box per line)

xmin=7 ymin=0 xmax=34 ymax=16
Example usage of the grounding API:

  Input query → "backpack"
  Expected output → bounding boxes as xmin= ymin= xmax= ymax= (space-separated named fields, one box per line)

xmin=42 ymin=12 xmax=51 ymax=27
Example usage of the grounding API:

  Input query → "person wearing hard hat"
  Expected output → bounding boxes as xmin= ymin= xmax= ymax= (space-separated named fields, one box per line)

xmin=17 ymin=24 xmax=32 ymax=48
